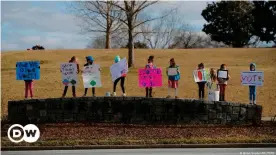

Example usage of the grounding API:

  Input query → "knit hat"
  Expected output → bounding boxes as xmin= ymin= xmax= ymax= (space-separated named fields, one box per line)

xmin=114 ymin=55 xmax=121 ymax=63
xmin=86 ymin=56 xmax=94 ymax=61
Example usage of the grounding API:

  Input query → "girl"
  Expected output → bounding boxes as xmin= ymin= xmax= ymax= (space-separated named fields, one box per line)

xmin=197 ymin=63 xmax=206 ymax=99
xmin=82 ymin=56 xmax=99 ymax=97
xmin=207 ymin=68 xmax=219 ymax=90
xmin=62 ymin=56 xmax=80 ymax=98
xmin=112 ymin=55 xmax=126 ymax=97
xmin=24 ymin=79 xmax=34 ymax=99
xmin=217 ymin=64 xmax=230 ymax=101
xmin=145 ymin=55 xmax=155 ymax=97
xmin=166 ymin=58 xmax=180 ymax=99
xmin=249 ymin=63 xmax=257 ymax=104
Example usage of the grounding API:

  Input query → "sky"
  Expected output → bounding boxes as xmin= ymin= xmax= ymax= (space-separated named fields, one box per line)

xmin=1 ymin=1 xmax=210 ymax=52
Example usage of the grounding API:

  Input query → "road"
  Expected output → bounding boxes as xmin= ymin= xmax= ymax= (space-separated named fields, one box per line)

xmin=2 ymin=148 xmax=276 ymax=155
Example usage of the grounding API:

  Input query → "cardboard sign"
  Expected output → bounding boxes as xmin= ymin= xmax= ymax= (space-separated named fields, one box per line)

xmin=193 ymin=69 xmax=210 ymax=82
xmin=110 ymin=57 xmax=128 ymax=82
xmin=218 ymin=70 xmax=228 ymax=79
xmin=139 ymin=68 xmax=162 ymax=87
xmin=241 ymin=71 xmax=264 ymax=86
xmin=168 ymin=68 xmax=178 ymax=76
xmin=60 ymin=63 xmax=78 ymax=86
xmin=82 ymin=64 xmax=102 ymax=88
xmin=16 ymin=61 xmax=40 ymax=80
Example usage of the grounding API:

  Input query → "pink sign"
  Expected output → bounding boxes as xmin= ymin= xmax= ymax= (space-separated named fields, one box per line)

xmin=138 ymin=68 xmax=162 ymax=87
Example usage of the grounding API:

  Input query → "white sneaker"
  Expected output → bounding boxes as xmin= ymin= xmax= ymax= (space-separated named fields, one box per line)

xmin=112 ymin=92 xmax=116 ymax=96
xmin=122 ymin=93 xmax=126 ymax=97
xmin=253 ymin=101 xmax=256 ymax=105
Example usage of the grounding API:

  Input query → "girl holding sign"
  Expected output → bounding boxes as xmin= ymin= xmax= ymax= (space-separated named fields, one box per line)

xmin=249 ymin=63 xmax=257 ymax=105
xmin=112 ymin=55 xmax=126 ymax=97
xmin=145 ymin=55 xmax=156 ymax=97
xmin=197 ymin=63 xmax=206 ymax=99
xmin=83 ymin=56 xmax=101 ymax=97
xmin=166 ymin=58 xmax=180 ymax=99
xmin=62 ymin=56 xmax=80 ymax=98
xmin=217 ymin=64 xmax=230 ymax=101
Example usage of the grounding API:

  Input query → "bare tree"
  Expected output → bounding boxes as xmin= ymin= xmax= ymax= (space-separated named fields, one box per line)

xmin=70 ymin=1 xmax=123 ymax=49
xmin=104 ymin=1 xmax=172 ymax=67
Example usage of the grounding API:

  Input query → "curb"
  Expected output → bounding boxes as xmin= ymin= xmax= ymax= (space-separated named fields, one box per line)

xmin=2 ymin=143 xmax=276 ymax=151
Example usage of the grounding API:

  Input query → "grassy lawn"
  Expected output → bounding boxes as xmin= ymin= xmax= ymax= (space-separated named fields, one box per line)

xmin=1 ymin=48 xmax=276 ymax=116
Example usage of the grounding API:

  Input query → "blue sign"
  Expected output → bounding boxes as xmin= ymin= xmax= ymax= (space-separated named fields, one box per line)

xmin=16 ymin=61 xmax=40 ymax=80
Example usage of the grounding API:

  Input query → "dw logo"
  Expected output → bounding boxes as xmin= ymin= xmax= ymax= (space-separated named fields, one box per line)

xmin=7 ymin=124 xmax=40 ymax=143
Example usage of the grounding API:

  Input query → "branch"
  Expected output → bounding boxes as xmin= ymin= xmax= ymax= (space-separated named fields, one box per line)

xmin=133 ymin=8 xmax=176 ymax=29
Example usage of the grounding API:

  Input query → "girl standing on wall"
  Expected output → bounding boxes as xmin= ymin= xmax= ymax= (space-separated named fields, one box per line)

xmin=249 ymin=63 xmax=257 ymax=104
xmin=62 ymin=56 xmax=80 ymax=98
xmin=217 ymin=64 xmax=230 ymax=101
xmin=83 ymin=56 xmax=101 ymax=97
xmin=197 ymin=63 xmax=206 ymax=99
xmin=166 ymin=58 xmax=180 ymax=99
xmin=112 ymin=55 xmax=126 ymax=97
xmin=145 ymin=55 xmax=156 ymax=97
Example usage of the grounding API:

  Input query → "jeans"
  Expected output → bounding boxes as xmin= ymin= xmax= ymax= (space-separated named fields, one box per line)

xmin=249 ymin=86 xmax=256 ymax=101
xmin=219 ymin=84 xmax=227 ymax=101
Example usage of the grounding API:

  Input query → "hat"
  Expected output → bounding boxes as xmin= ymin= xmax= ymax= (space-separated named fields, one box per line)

xmin=114 ymin=55 xmax=120 ymax=63
xmin=86 ymin=56 xmax=94 ymax=61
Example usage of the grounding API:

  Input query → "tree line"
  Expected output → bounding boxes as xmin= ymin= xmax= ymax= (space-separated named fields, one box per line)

xmin=69 ymin=1 xmax=276 ymax=67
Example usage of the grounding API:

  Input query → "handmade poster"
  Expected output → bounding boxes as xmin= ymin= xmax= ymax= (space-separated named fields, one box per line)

xmin=208 ymin=90 xmax=220 ymax=101
xmin=193 ymin=69 xmax=210 ymax=82
xmin=82 ymin=64 xmax=102 ymax=88
xmin=16 ymin=61 xmax=40 ymax=80
xmin=218 ymin=70 xmax=228 ymax=79
xmin=60 ymin=63 xmax=78 ymax=86
xmin=168 ymin=68 xmax=178 ymax=76
xmin=241 ymin=71 xmax=264 ymax=86
xmin=110 ymin=57 xmax=128 ymax=82
xmin=139 ymin=68 xmax=162 ymax=88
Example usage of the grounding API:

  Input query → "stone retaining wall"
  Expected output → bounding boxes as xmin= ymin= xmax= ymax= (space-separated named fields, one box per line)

xmin=8 ymin=97 xmax=262 ymax=125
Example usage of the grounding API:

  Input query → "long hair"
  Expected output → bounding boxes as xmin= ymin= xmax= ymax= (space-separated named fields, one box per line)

xmin=210 ymin=68 xmax=217 ymax=82
xmin=70 ymin=56 xmax=76 ymax=62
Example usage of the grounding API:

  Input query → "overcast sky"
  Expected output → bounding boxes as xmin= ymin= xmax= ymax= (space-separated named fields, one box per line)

xmin=1 ymin=1 xmax=210 ymax=51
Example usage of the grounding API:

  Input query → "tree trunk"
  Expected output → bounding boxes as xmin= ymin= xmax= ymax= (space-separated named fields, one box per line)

xmin=128 ymin=28 xmax=134 ymax=67
xmin=105 ymin=2 xmax=111 ymax=49
xmin=106 ymin=27 xmax=111 ymax=49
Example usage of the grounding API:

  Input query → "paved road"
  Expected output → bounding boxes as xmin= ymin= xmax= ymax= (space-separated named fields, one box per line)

xmin=2 ymin=148 xmax=276 ymax=155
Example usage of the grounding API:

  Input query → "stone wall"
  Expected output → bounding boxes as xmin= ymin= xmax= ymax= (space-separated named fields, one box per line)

xmin=8 ymin=97 xmax=262 ymax=125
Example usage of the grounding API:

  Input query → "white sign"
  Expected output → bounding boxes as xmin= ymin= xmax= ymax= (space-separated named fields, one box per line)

xmin=241 ymin=71 xmax=264 ymax=86
xmin=110 ymin=57 xmax=128 ymax=82
xmin=60 ymin=63 xmax=78 ymax=86
xmin=168 ymin=68 xmax=178 ymax=76
xmin=218 ymin=70 xmax=228 ymax=79
xmin=8 ymin=124 xmax=40 ymax=143
xmin=82 ymin=64 xmax=102 ymax=88
xmin=193 ymin=69 xmax=210 ymax=82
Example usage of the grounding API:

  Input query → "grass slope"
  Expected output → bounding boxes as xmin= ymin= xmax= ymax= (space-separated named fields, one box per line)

xmin=1 ymin=48 xmax=276 ymax=116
